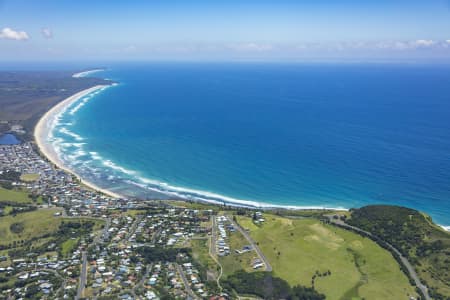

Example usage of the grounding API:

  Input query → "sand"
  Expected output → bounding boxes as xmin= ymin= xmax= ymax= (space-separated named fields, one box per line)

xmin=34 ymin=85 xmax=122 ymax=199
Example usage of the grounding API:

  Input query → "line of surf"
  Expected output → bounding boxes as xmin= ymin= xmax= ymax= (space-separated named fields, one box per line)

xmin=36 ymin=70 xmax=449 ymax=231
xmin=34 ymin=84 xmax=121 ymax=199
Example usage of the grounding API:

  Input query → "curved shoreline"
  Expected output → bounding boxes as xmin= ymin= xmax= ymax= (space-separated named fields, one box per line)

xmin=31 ymin=74 xmax=449 ymax=230
xmin=34 ymin=85 xmax=122 ymax=199
xmin=32 ymin=82 xmax=347 ymax=210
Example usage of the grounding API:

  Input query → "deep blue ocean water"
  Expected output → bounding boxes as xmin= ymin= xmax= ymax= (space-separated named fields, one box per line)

xmin=50 ymin=63 xmax=450 ymax=226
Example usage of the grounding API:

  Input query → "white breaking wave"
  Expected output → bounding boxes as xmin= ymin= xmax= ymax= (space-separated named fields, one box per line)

xmin=89 ymin=151 xmax=102 ymax=160
xmin=50 ymin=74 xmax=350 ymax=212
xmin=59 ymin=127 xmax=84 ymax=141
xmin=69 ymin=96 xmax=92 ymax=115
xmin=67 ymin=150 xmax=88 ymax=161
xmin=72 ymin=69 xmax=104 ymax=78
xmin=102 ymin=159 xmax=137 ymax=176
xmin=83 ymin=155 xmax=348 ymax=210
xmin=60 ymin=142 xmax=86 ymax=148
xmin=49 ymin=85 xmax=114 ymax=150
xmin=439 ymin=225 xmax=450 ymax=232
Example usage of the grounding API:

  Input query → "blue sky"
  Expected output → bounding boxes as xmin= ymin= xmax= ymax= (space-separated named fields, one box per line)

xmin=1 ymin=0 xmax=450 ymax=61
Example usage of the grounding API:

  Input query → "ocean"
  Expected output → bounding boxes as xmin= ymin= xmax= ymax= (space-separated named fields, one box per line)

xmin=48 ymin=63 xmax=450 ymax=226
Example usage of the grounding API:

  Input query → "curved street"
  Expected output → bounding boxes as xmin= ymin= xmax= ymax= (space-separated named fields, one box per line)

xmin=227 ymin=215 xmax=272 ymax=272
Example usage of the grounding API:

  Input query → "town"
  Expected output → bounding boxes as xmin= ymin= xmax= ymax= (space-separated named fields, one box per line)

xmin=0 ymin=142 xmax=274 ymax=300
xmin=0 ymin=141 xmax=442 ymax=300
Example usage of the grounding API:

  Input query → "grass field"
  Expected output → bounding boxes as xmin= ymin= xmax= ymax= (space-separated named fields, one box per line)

xmin=0 ymin=208 xmax=63 ymax=246
xmin=237 ymin=215 xmax=417 ymax=300
xmin=123 ymin=209 xmax=146 ymax=217
xmin=61 ymin=237 xmax=79 ymax=257
xmin=168 ymin=200 xmax=222 ymax=211
xmin=348 ymin=205 xmax=450 ymax=298
xmin=0 ymin=187 xmax=33 ymax=204
xmin=190 ymin=239 xmax=219 ymax=277
xmin=219 ymin=226 xmax=258 ymax=277
xmin=19 ymin=173 xmax=40 ymax=182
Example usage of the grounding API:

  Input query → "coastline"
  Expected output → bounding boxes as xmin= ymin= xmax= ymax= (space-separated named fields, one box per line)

xmin=34 ymin=85 xmax=122 ymax=199
xmin=31 ymin=72 xmax=449 ymax=231
xmin=31 ymin=77 xmax=348 ymax=211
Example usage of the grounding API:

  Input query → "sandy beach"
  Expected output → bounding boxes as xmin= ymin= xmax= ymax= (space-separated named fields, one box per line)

xmin=34 ymin=85 xmax=122 ymax=199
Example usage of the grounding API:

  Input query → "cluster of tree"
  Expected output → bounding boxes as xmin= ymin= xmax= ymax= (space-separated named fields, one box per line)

xmin=221 ymin=270 xmax=325 ymax=300
xmin=0 ymin=201 xmax=37 ymax=215
xmin=2 ymin=230 xmax=56 ymax=255
xmin=416 ymin=240 xmax=445 ymax=257
xmin=311 ymin=270 xmax=331 ymax=288
xmin=347 ymin=205 xmax=450 ymax=299
xmin=8 ymin=206 xmax=37 ymax=216
xmin=347 ymin=205 xmax=430 ymax=256
xmin=136 ymin=246 xmax=190 ymax=263
xmin=0 ymin=170 xmax=21 ymax=182
xmin=0 ymin=181 xmax=13 ymax=189
xmin=58 ymin=220 xmax=95 ymax=236
xmin=10 ymin=222 xmax=25 ymax=234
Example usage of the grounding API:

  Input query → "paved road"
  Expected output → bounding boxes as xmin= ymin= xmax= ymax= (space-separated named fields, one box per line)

xmin=126 ymin=215 xmax=143 ymax=241
xmin=176 ymin=263 xmax=199 ymax=300
xmin=75 ymin=217 xmax=111 ymax=300
xmin=151 ymin=227 xmax=162 ymax=244
xmin=76 ymin=251 xmax=88 ymax=300
xmin=208 ymin=216 xmax=223 ymax=291
xmin=210 ymin=216 xmax=217 ymax=257
xmin=133 ymin=263 xmax=152 ymax=293
xmin=227 ymin=216 xmax=272 ymax=272
xmin=328 ymin=217 xmax=430 ymax=300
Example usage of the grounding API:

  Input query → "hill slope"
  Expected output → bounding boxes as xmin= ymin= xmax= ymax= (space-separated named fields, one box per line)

xmin=347 ymin=205 xmax=450 ymax=299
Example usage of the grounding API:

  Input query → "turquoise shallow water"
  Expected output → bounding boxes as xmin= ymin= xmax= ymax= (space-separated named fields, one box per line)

xmin=49 ymin=63 xmax=450 ymax=226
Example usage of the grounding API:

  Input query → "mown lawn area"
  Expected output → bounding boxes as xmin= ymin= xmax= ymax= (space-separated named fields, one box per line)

xmin=0 ymin=207 xmax=63 ymax=246
xmin=19 ymin=173 xmax=40 ymax=182
xmin=61 ymin=237 xmax=79 ymax=257
xmin=236 ymin=214 xmax=417 ymax=300
xmin=0 ymin=187 xmax=33 ymax=204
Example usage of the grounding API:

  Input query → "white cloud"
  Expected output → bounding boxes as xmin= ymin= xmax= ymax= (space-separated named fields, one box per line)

xmin=227 ymin=43 xmax=274 ymax=52
xmin=413 ymin=39 xmax=435 ymax=47
xmin=41 ymin=28 xmax=53 ymax=39
xmin=371 ymin=40 xmax=442 ymax=50
xmin=0 ymin=27 xmax=29 ymax=40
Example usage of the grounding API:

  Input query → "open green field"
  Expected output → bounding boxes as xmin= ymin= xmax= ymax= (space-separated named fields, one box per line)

xmin=168 ymin=200 xmax=222 ymax=211
xmin=0 ymin=187 xmax=33 ymax=204
xmin=219 ymin=225 xmax=258 ymax=277
xmin=348 ymin=205 xmax=450 ymax=298
xmin=237 ymin=215 xmax=417 ymax=300
xmin=0 ymin=207 xmax=63 ymax=246
xmin=19 ymin=173 xmax=40 ymax=182
xmin=61 ymin=237 xmax=79 ymax=257
xmin=190 ymin=239 xmax=219 ymax=277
